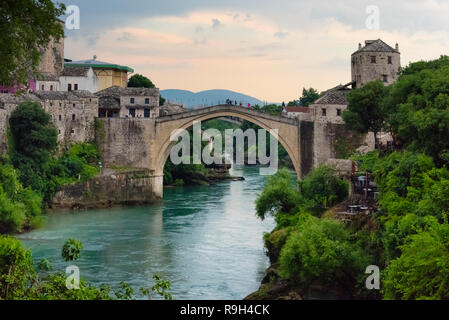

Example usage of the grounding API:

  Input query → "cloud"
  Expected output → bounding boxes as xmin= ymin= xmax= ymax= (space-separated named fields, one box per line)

xmin=117 ymin=32 xmax=135 ymax=42
xmin=211 ymin=18 xmax=222 ymax=30
xmin=274 ymin=31 xmax=289 ymax=39
xmin=62 ymin=1 xmax=449 ymax=102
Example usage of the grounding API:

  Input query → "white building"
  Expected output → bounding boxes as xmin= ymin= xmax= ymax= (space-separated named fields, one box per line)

xmin=59 ymin=67 xmax=99 ymax=93
xmin=36 ymin=73 xmax=60 ymax=92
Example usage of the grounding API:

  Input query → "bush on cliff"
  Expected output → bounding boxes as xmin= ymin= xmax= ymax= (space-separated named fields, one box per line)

xmin=0 ymin=157 xmax=43 ymax=234
xmin=278 ymin=215 xmax=370 ymax=292
xmin=383 ymin=219 xmax=449 ymax=300
xmin=256 ymin=166 xmax=349 ymax=221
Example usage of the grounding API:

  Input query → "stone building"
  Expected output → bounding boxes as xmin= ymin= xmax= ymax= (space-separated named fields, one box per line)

xmin=34 ymin=91 xmax=98 ymax=144
xmin=0 ymin=91 xmax=98 ymax=153
xmin=59 ymin=67 xmax=99 ymax=93
xmin=36 ymin=74 xmax=60 ymax=92
xmin=65 ymin=57 xmax=134 ymax=91
xmin=351 ymin=39 xmax=400 ymax=88
xmin=96 ymin=86 xmax=160 ymax=118
xmin=308 ymin=83 xmax=352 ymax=124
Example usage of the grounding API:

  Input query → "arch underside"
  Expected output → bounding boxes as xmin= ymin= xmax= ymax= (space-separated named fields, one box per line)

xmin=155 ymin=110 xmax=300 ymax=178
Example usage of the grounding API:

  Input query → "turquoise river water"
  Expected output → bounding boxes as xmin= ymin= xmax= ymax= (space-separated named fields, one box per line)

xmin=18 ymin=165 xmax=276 ymax=300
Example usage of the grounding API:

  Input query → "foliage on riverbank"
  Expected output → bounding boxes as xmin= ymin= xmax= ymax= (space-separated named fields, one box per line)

xmin=251 ymin=56 xmax=449 ymax=300
xmin=0 ymin=236 xmax=172 ymax=300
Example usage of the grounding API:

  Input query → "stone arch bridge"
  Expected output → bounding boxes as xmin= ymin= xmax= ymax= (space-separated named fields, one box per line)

xmin=97 ymin=105 xmax=351 ymax=199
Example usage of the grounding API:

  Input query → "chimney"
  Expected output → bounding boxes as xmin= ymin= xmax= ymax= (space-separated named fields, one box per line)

xmin=395 ymin=43 xmax=399 ymax=51
xmin=358 ymin=43 xmax=362 ymax=50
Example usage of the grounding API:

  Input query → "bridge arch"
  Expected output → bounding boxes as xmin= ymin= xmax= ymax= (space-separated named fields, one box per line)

xmin=153 ymin=105 xmax=301 ymax=180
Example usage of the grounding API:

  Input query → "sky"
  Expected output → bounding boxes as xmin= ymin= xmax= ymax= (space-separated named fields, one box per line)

xmin=60 ymin=0 xmax=449 ymax=102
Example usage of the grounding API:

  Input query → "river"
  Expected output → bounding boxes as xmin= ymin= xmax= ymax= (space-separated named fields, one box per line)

xmin=18 ymin=165 xmax=276 ymax=300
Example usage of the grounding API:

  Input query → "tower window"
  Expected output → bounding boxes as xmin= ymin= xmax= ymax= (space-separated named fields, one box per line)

xmin=371 ymin=56 xmax=376 ymax=63
xmin=59 ymin=115 xmax=62 ymax=121
xmin=388 ymin=56 xmax=392 ymax=64
xmin=72 ymin=114 xmax=76 ymax=121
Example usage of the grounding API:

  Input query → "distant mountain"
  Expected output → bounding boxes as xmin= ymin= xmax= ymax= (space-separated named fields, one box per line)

xmin=160 ymin=89 xmax=265 ymax=109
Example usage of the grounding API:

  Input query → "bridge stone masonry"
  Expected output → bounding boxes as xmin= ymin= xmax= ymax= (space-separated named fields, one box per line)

xmin=97 ymin=104 xmax=365 ymax=200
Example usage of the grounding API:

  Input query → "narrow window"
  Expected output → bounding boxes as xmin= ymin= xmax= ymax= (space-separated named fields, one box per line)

xmin=388 ymin=56 xmax=392 ymax=64
xmin=41 ymin=84 xmax=45 ymax=91
xmin=129 ymin=108 xmax=136 ymax=117
xmin=74 ymin=84 xmax=78 ymax=90
xmin=145 ymin=98 xmax=150 ymax=104
xmin=144 ymin=109 xmax=150 ymax=118
xmin=50 ymin=85 xmax=54 ymax=91
xmin=130 ymin=98 xmax=135 ymax=104
xmin=68 ymin=84 xmax=72 ymax=91
xmin=337 ymin=109 xmax=342 ymax=116
xmin=73 ymin=103 xmax=75 ymax=107
xmin=382 ymin=75 xmax=388 ymax=83
xmin=59 ymin=115 xmax=62 ymax=121
xmin=71 ymin=129 xmax=75 ymax=134
xmin=322 ymin=108 xmax=327 ymax=117
xmin=72 ymin=114 xmax=76 ymax=121
xmin=59 ymin=102 xmax=62 ymax=107
xmin=371 ymin=56 xmax=376 ymax=63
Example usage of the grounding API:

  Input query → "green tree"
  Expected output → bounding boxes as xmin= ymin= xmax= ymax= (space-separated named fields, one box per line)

xmin=128 ymin=74 xmax=156 ymax=88
xmin=0 ymin=0 xmax=65 ymax=88
xmin=279 ymin=215 xmax=369 ymax=292
xmin=299 ymin=87 xmax=320 ymax=107
xmin=8 ymin=101 xmax=57 ymax=196
xmin=343 ymin=80 xmax=388 ymax=148
xmin=298 ymin=166 xmax=349 ymax=215
xmin=62 ymin=239 xmax=83 ymax=262
xmin=0 ymin=157 xmax=43 ymax=234
xmin=383 ymin=221 xmax=449 ymax=300
xmin=385 ymin=63 xmax=449 ymax=165
xmin=255 ymin=168 xmax=300 ymax=220
xmin=0 ymin=236 xmax=36 ymax=300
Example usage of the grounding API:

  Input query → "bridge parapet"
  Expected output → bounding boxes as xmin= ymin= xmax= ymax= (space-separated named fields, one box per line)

xmin=156 ymin=104 xmax=298 ymax=126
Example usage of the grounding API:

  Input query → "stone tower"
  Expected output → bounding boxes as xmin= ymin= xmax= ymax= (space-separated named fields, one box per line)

xmin=351 ymin=39 xmax=400 ymax=88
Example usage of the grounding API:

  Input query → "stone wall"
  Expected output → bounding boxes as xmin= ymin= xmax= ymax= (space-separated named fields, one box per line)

xmin=96 ymin=117 xmax=155 ymax=170
xmin=50 ymin=170 xmax=161 ymax=210
xmin=299 ymin=120 xmax=373 ymax=177
xmin=37 ymin=35 xmax=64 ymax=77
